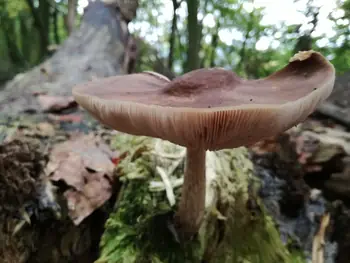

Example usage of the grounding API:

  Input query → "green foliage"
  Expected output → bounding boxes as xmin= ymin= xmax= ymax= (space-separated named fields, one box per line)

xmin=133 ymin=0 xmax=350 ymax=78
xmin=0 ymin=0 xmax=74 ymax=84
xmin=4 ymin=0 xmax=29 ymax=18
xmin=2 ymin=0 xmax=350 ymax=82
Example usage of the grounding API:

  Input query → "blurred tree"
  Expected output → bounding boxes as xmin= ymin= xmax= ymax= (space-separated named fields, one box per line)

xmin=64 ymin=0 xmax=78 ymax=35
xmin=25 ymin=0 xmax=51 ymax=59
xmin=328 ymin=0 xmax=350 ymax=74
xmin=184 ymin=0 xmax=201 ymax=71
xmin=293 ymin=0 xmax=320 ymax=53
xmin=168 ymin=0 xmax=182 ymax=71
xmin=1 ymin=0 xmax=350 ymax=84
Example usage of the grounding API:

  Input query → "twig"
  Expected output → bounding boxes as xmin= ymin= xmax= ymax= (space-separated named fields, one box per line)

xmin=312 ymin=213 xmax=330 ymax=263
xmin=149 ymin=178 xmax=184 ymax=191
xmin=156 ymin=166 xmax=176 ymax=206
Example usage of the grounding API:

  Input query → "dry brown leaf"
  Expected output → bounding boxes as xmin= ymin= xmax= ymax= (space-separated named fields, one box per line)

xmin=50 ymin=152 xmax=86 ymax=191
xmin=64 ymin=171 xmax=112 ymax=224
xmin=46 ymin=133 xmax=117 ymax=224
xmin=48 ymin=133 xmax=116 ymax=174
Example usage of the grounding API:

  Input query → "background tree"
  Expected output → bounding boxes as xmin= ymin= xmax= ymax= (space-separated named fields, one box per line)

xmin=1 ymin=0 xmax=350 ymax=82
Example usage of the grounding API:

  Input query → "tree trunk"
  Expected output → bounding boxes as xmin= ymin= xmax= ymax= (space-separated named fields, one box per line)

xmin=236 ymin=13 xmax=254 ymax=77
xmin=168 ymin=0 xmax=180 ymax=71
xmin=3 ymin=20 xmax=27 ymax=69
xmin=0 ymin=0 xmax=135 ymax=115
xmin=25 ymin=0 xmax=50 ymax=60
xmin=52 ymin=4 xmax=60 ymax=44
xmin=209 ymin=22 xmax=220 ymax=67
xmin=184 ymin=0 xmax=200 ymax=72
xmin=65 ymin=0 xmax=78 ymax=35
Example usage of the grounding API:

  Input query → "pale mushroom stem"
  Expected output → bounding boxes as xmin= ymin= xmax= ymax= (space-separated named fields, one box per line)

xmin=174 ymin=146 xmax=206 ymax=239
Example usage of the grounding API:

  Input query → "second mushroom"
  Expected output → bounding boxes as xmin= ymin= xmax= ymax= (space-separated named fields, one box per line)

xmin=73 ymin=51 xmax=335 ymax=241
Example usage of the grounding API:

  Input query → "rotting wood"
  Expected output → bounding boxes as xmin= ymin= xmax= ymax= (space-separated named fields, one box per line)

xmin=0 ymin=0 xmax=138 ymax=262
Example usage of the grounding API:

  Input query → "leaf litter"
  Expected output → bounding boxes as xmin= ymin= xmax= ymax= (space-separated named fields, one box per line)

xmin=46 ymin=133 xmax=119 ymax=225
xmin=1 ymin=113 xmax=120 ymax=226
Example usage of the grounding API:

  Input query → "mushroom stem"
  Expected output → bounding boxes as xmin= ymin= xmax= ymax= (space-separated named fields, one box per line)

xmin=174 ymin=146 xmax=206 ymax=240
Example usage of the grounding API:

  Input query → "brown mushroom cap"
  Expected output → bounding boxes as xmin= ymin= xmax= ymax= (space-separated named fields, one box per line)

xmin=73 ymin=51 xmax=335 ymax=150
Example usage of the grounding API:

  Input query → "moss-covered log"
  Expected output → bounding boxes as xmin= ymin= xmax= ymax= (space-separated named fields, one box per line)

xmin=96 ymin=134 xmax=306 ymax=263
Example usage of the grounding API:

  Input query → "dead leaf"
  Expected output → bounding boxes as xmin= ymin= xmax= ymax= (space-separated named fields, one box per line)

xmin=37 ymin=95 xmax=77 ymax=112
xmin=46 ymin=133 xmax=117 ymax=224
xmin=64 ymin=171 xmax=112 ymax=224
xmin=48 ymin=133 xmax=116 ymax=174
xmin=50 ymin=152 xmax=86 ymax=191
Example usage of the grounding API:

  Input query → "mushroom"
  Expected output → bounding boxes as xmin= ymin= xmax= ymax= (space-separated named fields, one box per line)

xmin=72 ymin=50 xmax=335 ymax=240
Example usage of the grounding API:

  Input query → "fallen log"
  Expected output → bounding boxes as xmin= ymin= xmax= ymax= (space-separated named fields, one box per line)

xmin=93 ymin=131 xmax=341 ymax=263
xmin=0 ymin=0 xmax=138 ymax=262
xmin=96 ymin=134 xmax=299 ymax=263
xmin=251 ymin=118 xmax=350 ymax=263
xmin=316 ymin=71 xmax=350 ymax=127
xmin=1 ymin=113 xmax=343 ymax=263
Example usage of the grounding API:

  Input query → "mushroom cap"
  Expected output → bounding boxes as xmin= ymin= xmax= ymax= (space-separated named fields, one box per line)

xmin=73 ymin=51 xmax=335 ymax=150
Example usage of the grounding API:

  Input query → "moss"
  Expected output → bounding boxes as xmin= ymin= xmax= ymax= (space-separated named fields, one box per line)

xmin=97 ymin=133 xmax=306 ymax=263
xmin=202 ymin=148 xmax=296 ymax=263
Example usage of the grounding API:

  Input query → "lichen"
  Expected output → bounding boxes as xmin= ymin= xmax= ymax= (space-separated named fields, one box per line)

xmin=97 ymin=133 xmax=306 ymax=263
